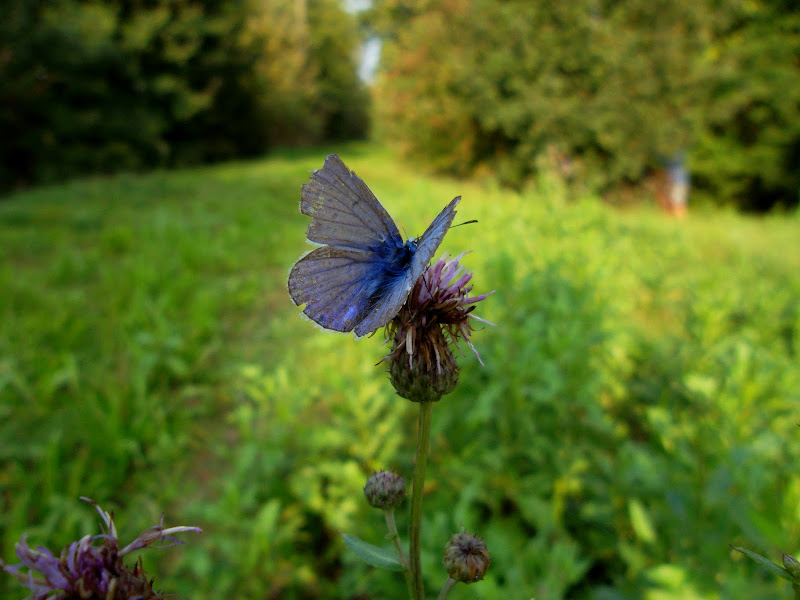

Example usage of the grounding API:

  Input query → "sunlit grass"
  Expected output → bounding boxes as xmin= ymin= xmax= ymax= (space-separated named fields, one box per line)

xmin=1 ymin=143 xmax=799 ymax=599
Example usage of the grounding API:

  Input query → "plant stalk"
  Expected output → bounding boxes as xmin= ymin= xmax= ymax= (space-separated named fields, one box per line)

xmin=409 ymin=401 xmax=433 ymax=600
xmin=436 ymin=576 xmax=456 ymax=600
xmin=384 ymin=509 xmax=409 ymax=568
xmin=384 ymin=509 xmax=412 ymax=597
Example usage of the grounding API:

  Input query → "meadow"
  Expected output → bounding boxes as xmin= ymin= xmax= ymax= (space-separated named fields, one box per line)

xmin=1 ymin=142 xmax=799 ymax=599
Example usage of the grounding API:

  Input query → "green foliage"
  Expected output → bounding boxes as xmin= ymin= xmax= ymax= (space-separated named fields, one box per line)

xmin=692 ymin=9 xmax=800 ymax=211
xmin=2 ymin=144 xmax=800 ymax=599
xmin=372 ymin=0 xmax=800 ymax=210
xmin=308 ymin=0 xmax=372 ymax=141
xmin=343 ymin=534 xmax=406 ymax=571
xmin=731 ymin=547 xmax=795 ymax=583
xmin=0 ymin=0 xmax=369 ymax=191
xmin=0 ymin=153 xmax=309 ymax=596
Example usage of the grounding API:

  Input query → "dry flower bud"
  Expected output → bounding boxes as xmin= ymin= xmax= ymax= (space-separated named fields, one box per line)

xmin=443 ymin=530 xmax=491 ymax=584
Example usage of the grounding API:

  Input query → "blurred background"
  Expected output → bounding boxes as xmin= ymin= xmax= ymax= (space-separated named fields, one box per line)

xmin=1 ymin=1 xmax=799 ymax=599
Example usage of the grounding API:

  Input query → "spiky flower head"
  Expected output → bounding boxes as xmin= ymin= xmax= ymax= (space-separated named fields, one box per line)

xmin=443 ymin=530 xmax=491 ymax=584
xmin=0 ymin=497 xmax=201 ymax=600
xmin=385 ymin=253 xmax=493 ymax=403
xmin=364 ymin=469 xmax=406 ymax=510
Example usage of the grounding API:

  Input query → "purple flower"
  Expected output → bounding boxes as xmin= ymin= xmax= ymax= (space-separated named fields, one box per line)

xmin=1 ymin=497 xmax=201 ymax=600
xmin=385 ymin=253 xmax=493 ymax=402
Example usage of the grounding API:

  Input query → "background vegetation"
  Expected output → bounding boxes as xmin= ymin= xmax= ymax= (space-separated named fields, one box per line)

xmin=1 ymin=145 xmax=799 ymax=599
xmin=0 ymin=0 xmax=369 ymax=190
xmin=371 ymin=0 xmax=800 ymax=210
xmin=2 ymin=0 xmax=800 ymax=598
xmin=3 ymin=1 xmax=799 ymax=210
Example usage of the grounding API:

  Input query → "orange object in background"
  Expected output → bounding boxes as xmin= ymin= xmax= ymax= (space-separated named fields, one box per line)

xmin=656 ymin=153 xmax=689 ymax=218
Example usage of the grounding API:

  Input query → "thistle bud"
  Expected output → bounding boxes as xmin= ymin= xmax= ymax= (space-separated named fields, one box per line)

xmin=443 ymin=530 xmax=491 ymax=584
xmin=783 ymin=553 xmax=800 ymax=579
xmin=364 ymin=469 xmax=406 ymax=510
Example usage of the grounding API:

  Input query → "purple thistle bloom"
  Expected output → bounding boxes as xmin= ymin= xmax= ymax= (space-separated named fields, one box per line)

xmin=385 ymin=253 xmax=493 ymax=402
xmin=1 ymin=497 xmax=201 ymax=600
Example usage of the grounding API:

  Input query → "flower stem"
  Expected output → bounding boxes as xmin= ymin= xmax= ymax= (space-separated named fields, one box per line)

xmin=409 ymin=401 xmax=433 ymax=600
xmin=436 ymin=577 xmax=457 ymax=600
xmin=384 ymin=508 xmax=412 ymax=598
xmin=384 ymin=509 xmax=409 ymax=568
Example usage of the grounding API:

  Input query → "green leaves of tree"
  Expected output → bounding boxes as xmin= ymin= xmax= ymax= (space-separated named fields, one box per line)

xmin=373 ymin=0 xmax=800 ymax=209
xmin=0 ymin=0 xmax=370 ymax=191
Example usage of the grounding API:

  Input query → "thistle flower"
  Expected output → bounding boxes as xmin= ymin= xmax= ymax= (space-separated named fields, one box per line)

xmin=442 ymin=530 xmax=491 ymax=584
xmin=364 ymin=469 xmax=406 ymax=510
xmin=385 ymin=253 xmax=493 ymax=402
xmin=0 ymin=497 xmax=201 ymax=600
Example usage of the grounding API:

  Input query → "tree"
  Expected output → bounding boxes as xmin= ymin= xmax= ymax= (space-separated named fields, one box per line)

xmin=0 ymin=0 xmax=370 ymax=191
xmin=371 ymin=0 xmax=800 ymax=209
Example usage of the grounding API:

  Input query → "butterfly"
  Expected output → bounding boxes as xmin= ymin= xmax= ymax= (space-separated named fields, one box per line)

xmin=288 ymin=154 xmax=460 ymax=337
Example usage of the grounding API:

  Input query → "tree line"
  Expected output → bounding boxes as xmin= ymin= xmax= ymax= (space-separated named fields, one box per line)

xmin=370 ymin=0 xmax=800 ymax=211
xmin=0 ymin=0 xmax=369 ymax=191
xmin=3 ymin=1 xmax=798 ymax=210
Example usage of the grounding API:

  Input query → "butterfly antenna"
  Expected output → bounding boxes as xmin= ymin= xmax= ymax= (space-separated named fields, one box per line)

xmin=450 ymin=219 xmax=478 ymax=229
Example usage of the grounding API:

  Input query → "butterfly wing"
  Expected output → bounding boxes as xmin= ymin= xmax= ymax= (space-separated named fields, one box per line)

xmin=289 ymin=153 xmax=461 ymax=337
xmin=351 ymin=195 xmax=461 ymax=337
xmin=412 ymin=195 xmax=461 ymax=272
xmin=290 ymin=154 xmax=405 ymax=333
xmin=300 ymin=154 xmax=402 ymax=250
xmin=288 ymin=245 xmax=385 ymax=333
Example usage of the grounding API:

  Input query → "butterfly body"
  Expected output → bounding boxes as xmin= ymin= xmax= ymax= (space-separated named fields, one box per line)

xmin=288 ymin=155 xmax=459 ymax=337
xmin=376 ymin=238 xmax=416 ymax=274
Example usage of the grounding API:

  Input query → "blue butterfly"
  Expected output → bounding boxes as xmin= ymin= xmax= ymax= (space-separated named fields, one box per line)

xmin=288 ymin=154 xmax=460 ymax=337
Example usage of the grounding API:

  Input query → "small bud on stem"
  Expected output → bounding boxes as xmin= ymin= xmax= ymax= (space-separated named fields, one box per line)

xmin=364 ymin=469 xmax=406 ymax=510
xmin=443 ymin=530 xmax=491 ymax=584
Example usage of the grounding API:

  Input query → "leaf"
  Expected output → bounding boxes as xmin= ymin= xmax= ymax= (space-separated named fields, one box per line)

xmin=628 ymin=498 xmax=657 ymax=544
xmin=342 ymin=534 xmax=405 ymax=571
xmin=731 ymin=546 xmax=794 ymax=582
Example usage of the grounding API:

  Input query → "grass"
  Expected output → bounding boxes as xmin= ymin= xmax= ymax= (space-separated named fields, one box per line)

xmin=1 ymin=142 xmax=799 ymax=599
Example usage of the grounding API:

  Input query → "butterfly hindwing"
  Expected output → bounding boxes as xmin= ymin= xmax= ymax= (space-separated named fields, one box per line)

xmin=288 ymin=246 xmax=383 ymax=333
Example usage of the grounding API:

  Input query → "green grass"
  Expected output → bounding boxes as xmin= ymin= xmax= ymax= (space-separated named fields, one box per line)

xmin=1 ymin=143 xmax=799 ymax=599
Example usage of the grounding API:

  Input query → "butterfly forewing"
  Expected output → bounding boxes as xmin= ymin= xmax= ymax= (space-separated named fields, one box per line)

xmin=414 ymin=195 xmax=461 ymax=269
xmin=301 ymin=154 xmax=402 ymax=251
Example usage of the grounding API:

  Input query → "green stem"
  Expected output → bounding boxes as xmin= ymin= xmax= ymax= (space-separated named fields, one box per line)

xmin=384 ymin=508 xmax=412 ymax=598
xmin=384 ymin=509 xmax=409 ymax=567
xmin=793 ymin=583 xmax=800 ymax=600
xmin=436 ymin=577 xmax=456 ymax=600
xmin=409 ymin=401 xmax=433 ymax=600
